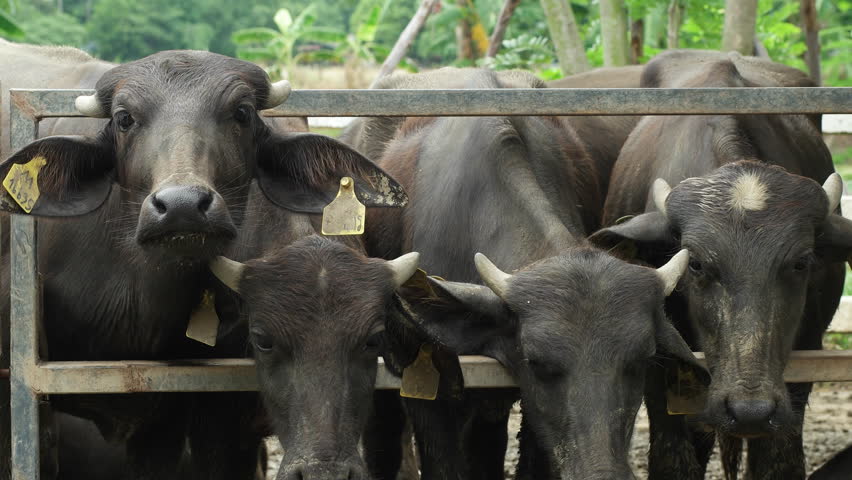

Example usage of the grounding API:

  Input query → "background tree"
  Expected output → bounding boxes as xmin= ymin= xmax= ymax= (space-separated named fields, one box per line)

xmin=485 ymin=0 xmax=521 ymax=58
xmin=599 ymin=0 xmax=628 ymax=66
xmin=722 ymin=0 xmax=757 ymax=54
xmin=539 ymin=0 xmax=589 ymax=74
xmin=800 ymin=0 xmax=820 ymax=85
xmin=667 ymin=0 xmax=683 ymax=48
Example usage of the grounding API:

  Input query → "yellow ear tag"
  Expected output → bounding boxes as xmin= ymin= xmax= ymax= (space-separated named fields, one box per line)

xmin=400 ymin=344 xmax=440 ymax=400
xmin=3 ymin=156 xmax=47 ymax=213
xmin=322 ymin=177 xmax=366 ymax=236
xmin=186 ymin=290 xmax=220 ymax=347
xmin=666 ymin=365 xmax=708 ymax=415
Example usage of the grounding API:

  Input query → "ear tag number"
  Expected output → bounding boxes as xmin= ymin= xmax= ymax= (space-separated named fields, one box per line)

xmin=186 ymin=290 xmax=220 ymax=347
xmin=666 ymin=365 xmax=708 ymax=415
xmin=322 ymin=177 xmax=366 ymax=236
xmin=400 ymin=344 xmax=440 ymax=400
xmin=3 ymin=156 xmax=47 ymax=213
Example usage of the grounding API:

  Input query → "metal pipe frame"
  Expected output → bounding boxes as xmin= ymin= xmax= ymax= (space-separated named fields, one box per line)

xmin=6 ymin=87 xmax=852 ymax=479
xmin=10 ymin=87 xmax=852 ymax=118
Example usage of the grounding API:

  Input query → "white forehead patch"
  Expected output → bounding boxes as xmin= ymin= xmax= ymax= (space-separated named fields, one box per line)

xmin=728 ymin=173 xmax=768 ymax=211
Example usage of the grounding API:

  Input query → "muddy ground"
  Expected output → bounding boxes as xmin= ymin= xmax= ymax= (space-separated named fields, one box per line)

xmin=265 ymin=382 xmax=852 ymax=479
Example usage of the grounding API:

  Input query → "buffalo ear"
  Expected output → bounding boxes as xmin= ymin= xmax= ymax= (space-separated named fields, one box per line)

xmin=0 ymin=135 xmax=114 ymax=216
xmin=590 ymin=212 xmax=675 ymax=250
xmin=817 ymin=214 xmax=852 ymax=263
xmin=655 ymin=309 xmax=710 ymax=386
xmin=398 ymin=277 xmax=514 ymax=364
xmin=256 ymin=132 xmax=408 ymax=213
xmin=381 ymin=295 xmax=465 ymax=400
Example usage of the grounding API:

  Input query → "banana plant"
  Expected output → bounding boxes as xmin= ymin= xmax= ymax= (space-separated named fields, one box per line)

xmin=231 ymin=5 xmax=344 ymax=81
xmin=303 ymin=1 xmax=417 ymax=88
xmin=0 ymin=0 xmax=24 ymax=40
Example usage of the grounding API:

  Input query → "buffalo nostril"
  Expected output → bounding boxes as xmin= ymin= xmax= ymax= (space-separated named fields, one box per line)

xmin=151 ymin=194 xmax=167 ymax=214
xmin=726 ymin=398 xmax=776 ymax=426
xmin=197 ymin=191 xmax=213 ymax=214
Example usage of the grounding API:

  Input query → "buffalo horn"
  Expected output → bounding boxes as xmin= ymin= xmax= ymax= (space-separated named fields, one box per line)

xmin=210 ymin=256 xmax=246 ymax=293
xmin=474 ymin=252 xmax=512 ymax=299
xmin=652 ymin=178 xmax=672 ymax=217
xmin=74 ymin=94 xmax=108 ymax=118
xmin=656 ymin=249 xmax=689 ymax=296
xmin=262 ymin=79 xmax=292 ymax=109
xmin=823 ymin=173 xmax=842 ymax=215
xmin=388 ymin=252 xmax=420 ymax=289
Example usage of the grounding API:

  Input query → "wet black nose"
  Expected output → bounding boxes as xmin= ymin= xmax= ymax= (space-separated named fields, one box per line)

xmin=136 ymin=185 xmax=236 ymax=247
xmin=151 ymin=185 xmax=214 ymax=218
xmin=726 ymin=398 xmax=776 ymax=427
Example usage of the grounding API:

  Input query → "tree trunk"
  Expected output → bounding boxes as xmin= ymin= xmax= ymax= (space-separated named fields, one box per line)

xmin=722 ymin=0 xmax=757 ymax=54
xmin=600 ymin=0 xmax=629 ymax=66
xmin=456 ymin=0 xmax=475 ymax=61
xmin=540 ymin=0 xmax=590 ymax=74
xmin=486 ymin=0 xmax=521 ymax=58
xmin=630 ymin=18 xmax=644 ymax=64
xmin=666 ymin=0 xmax=683 ymax=49
xmin=800 ymin=0 xmax=821 ymax=85
xmin=372 ymin=0 xmax=440 ymax=86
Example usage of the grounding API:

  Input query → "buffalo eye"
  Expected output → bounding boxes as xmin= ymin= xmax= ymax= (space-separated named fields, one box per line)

xmin=234 ymin=105 xmax=253 ymax=125
xmin=791 ymin=254 xmax=813 ymax=273
xmin=252 ymin=330 xmax=274 ymax=352
xmin=525 ymin=358 xmax=564 ymax=382
xmin=364 ymin=331 xmax=384 ymax=354
xmin=115 ymin=111 xmax=135 ymax=132
xmin=688 ymin=259 xmax=703 ymax=275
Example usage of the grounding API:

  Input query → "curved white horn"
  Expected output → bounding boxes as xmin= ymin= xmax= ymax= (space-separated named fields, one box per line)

xmin=387 ymin=252 xmax=420 ymax=289
xmin=262 ymin=80 xmax=292 ymax=109
xmin=210 ymin=256 xmax=246 ymax=293
xmin=652 ymin=178 xmax=672 ymax=216
xmin=74 ymin=94 xmax=108 ymax=118
xmin=823 ymin=173 xmax=842 ymax=215
xmin=656 ymin=249 xmax=689 ymax=296
xmin=474 ymin=252 xmax=512 ymax=299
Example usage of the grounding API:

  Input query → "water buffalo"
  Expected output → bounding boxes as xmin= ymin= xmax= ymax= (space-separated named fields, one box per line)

xmin=543 ymin=66 xmax=643 ymax=203
xmin=545 ymin=65 xmax=644 ymax=89
xmin=809 ymin=444 xmax=852 ymax=480
xmin=354 ymin=67 xmax=706 ymax=479
xmin=208 ymin=234 xmax=427 ymax=480
xmin=421 ymin=249 xmax=706 ymax=480
xmin=591 ymin=50 xmax=851 ymax=479
xmin=0 ymin=42 xmax=406 ymax=479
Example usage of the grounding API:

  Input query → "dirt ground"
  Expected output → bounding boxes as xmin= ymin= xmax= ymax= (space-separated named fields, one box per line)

xmin=265 ymin=382 xmax=852 ymax=479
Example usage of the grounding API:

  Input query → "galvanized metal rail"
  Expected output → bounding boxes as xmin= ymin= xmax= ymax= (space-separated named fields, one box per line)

xmin=6 ymin=87 xmax=852 ymax=480
xmin=10 ymin=87 xmax=852 ymax=118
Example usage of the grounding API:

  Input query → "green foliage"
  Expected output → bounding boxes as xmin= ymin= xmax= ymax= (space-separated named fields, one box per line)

xmin=88 ymin=0 xmax=184 ymax=61
xmin=21 ymin=12 xmax=86 ymax=47
xmin=231 ymin=6 xmax=343 ymax=80
xmin=755 ymin=0 xmax=806 ymax=70
xmin=0 ymin=0 xmax=24 ymax=40
xmin=0 ymin=0 xmax=849 ymax=90
xmin=479 ymin=34 xmax=554 ymax=71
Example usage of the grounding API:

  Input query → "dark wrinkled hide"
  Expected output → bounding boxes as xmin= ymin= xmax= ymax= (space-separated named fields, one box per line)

xmin=352 ymin=68 xmax=701 ymax=480
xmin=0 ymin=43 xmax=404 ymax=480
xmin=809 ymin=444 xmax=852 ymax=480
xmin=592 ymin=50 xmax=848 ymax=480
xmin=55 ymin=413 xmax=125 ymax=480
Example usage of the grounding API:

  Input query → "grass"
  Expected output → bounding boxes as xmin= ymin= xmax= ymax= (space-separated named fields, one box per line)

xmin=309 ymin=126 xmax=343 ymax=137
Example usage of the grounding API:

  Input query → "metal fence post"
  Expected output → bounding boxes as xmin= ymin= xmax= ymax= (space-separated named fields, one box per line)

xmin=9 ymin=93 xmax=40 ymax=480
